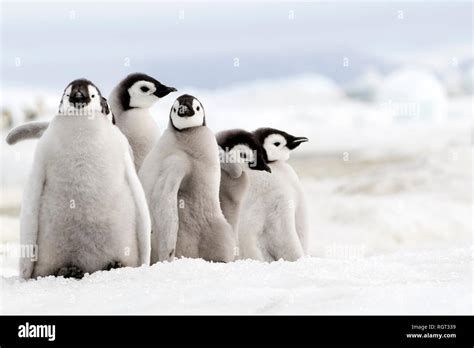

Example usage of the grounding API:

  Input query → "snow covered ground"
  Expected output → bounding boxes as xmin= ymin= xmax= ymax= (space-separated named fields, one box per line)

xmin=0 ymin=72 xmax=472 ymax=314
xmin=1 ymin=248 xmax=471 ymax=315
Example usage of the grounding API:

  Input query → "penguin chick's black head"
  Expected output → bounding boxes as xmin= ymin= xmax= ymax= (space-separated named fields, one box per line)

xmin=68 ymin=79 xmax=92 ymax=106
xmin=117 ymin=72 xmax=177 ymax=110
xmin=216 ymin=129 xmax=271 ymax=173
xmin=253 ymin=127 xmax=308 ymax=162
xmin=170 ymin=94 xmax=206 ymax=131
xmin=59 ymin=78 xmax=110 ymax=116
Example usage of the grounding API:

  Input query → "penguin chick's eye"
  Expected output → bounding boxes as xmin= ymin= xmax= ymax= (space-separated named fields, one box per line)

xmin=173 ymin=108 xmax=177 ymax=113
xmin=91 ymin=95 xmax=95 ymax=98
xmin=274 ymin=142 xmax=281 ymax=146
xmin=140 ymin=86 xmax=150 ymax=93
xmin=196 ymin=106 xmax=200 ymax=111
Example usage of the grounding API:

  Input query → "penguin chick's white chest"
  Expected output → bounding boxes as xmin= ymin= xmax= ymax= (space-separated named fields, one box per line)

xmin=173 ymin=126 xmax=222 ymax=208
xmin=115 ymin=108 xmax=160 ymax=169
xmin=26 ymin=115 xmax=143 ymax=277
xmin=238 ymin=160 xmax=305 ymax=261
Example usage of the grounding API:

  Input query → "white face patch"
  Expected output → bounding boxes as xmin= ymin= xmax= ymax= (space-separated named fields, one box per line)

xmin=128 ymin=80 xmax=159 ymax=108
xmin=58 ymin=85 xmax=73 ymax=114
xmin=58 ymin=84 xmax=103 ymax=117
xmin=263 ymin=133 xmax=290 ymax=162
xmin=170 ymin=99 xmax=205 ymax=130
xmin=87 ymin=85 xmax=103 ymax=112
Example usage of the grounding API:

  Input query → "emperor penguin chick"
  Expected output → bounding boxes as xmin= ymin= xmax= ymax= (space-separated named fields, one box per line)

xmin=238 ymin=128 xmax=309 ymax=261
xmin=20 ymin=79 xmax=151 ymax=279
xmin=108 ymin=72 xmax=177 ymax=170
xmin=253 ymin=128 xmax=310 ymax=254
xmin=139 ymin=94 xmax=235 ymax=263
xmin=216 ymin=129 xmax=271 ymax=244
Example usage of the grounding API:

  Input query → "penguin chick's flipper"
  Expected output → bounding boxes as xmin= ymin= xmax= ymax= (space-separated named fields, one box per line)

xmin=105 ymin=261 xmax=123 ymax=271
xmin=123 ymin=144 xmax=151 ymax=266
xmin=150 ymin=154 xmax=190 ymax=262
xmin=19 ymin=145 xmax=47 ymax=279
xmin=6 ymin=121 xmax=50 ymax=145
xmin=56 ymin=265 xmax=85 ymax=279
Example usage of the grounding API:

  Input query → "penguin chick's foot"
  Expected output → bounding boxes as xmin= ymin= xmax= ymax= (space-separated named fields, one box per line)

xmin=56 ymin=265 xmax=85 ymax=279
xmin=105 ymin=261 xmax=123 ymax=271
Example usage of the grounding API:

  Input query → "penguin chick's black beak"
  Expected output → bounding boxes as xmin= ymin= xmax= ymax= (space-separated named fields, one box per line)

xmin=154 ymin=85 xmax=177 ymax=98
xmin=70 ymin=91 xmax=86 ymax=105
xmin=287 ymin=136 xmax=309 ymax=150
xmin=177 ymin=103 xmax=194 ymax=117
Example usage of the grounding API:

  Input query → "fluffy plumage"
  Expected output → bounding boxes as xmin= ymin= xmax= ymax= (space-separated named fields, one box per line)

xmin=139 ymin=95 xmax=234 ymax=263
xmin=20 ymin=80 xmax=151 ymax=279
xmin=237 ymin=128 xmax=309 ymax=261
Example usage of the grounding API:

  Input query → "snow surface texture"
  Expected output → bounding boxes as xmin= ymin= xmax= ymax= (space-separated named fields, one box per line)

xmin=1 ymin=249 xmax=471 ymax=315
xmin=0 ymin=69 xmax=472 ymax=314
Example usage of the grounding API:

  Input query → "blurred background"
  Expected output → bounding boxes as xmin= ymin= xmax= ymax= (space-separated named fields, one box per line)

xmin=0 ymin=1 xmax=472 ymax=276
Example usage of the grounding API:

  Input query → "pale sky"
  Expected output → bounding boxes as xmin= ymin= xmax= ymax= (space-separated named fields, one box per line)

xmin=1 ymin=1 xmax=472 ymax=90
